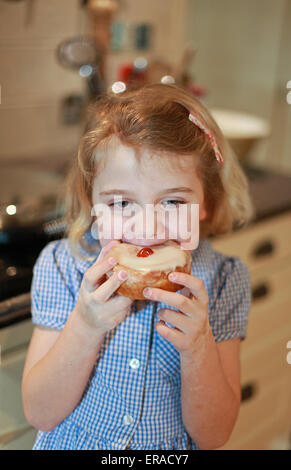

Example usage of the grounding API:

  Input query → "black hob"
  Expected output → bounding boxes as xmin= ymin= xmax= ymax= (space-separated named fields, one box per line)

xmin=0 ymin=233 xmax=63 ymax=303
xmin=0 ymin=231 xmax=64 ymax=328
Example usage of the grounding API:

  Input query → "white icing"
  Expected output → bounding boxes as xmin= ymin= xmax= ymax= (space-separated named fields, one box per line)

xmin=110 ymin=241 xmax=189 ymax=273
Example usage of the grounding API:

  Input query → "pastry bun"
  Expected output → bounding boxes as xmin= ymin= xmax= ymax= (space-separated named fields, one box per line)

xmin=103 ymin=240 xmax=192 ymax=300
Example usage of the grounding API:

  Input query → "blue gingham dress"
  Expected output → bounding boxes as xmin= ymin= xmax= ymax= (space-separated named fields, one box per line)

xmin=30 ymin=229 xmax=251 ymax=450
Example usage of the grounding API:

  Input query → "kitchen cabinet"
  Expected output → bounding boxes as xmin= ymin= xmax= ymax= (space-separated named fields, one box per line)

xmin=211 ymin=210 xmax=291 ymax=450
xmin=0 ymin=319 xmax=37 ymax=450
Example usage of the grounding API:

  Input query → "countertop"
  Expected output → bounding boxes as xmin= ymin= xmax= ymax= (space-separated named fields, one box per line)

xmin=244 ymin=164 xmax=291 ymax=223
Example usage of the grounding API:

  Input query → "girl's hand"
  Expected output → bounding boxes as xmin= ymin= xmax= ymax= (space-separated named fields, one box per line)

xmin=75 ymin=240 xmax=134 ymax=333
xmin=143 ymin=272 xmax=210 ymax=360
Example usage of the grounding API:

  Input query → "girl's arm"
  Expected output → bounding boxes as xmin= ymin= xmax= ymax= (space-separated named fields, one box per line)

xmin=22 ymin=240 xmax=133 ymax=432
xmin=22 ymin=309 xmax=105 ymax=432
xmin=180 ymin=334 xmax=241 ymax=450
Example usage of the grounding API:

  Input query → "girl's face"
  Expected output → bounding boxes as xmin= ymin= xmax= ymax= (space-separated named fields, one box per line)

xmin=92 ymin=141 xmax=207 ymax=250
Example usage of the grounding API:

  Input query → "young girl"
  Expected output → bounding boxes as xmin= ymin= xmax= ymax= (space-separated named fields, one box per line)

xmin=22 ymin=83 xmax=254 ymax=451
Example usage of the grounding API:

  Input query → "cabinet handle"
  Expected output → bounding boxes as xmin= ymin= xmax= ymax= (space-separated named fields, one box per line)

xmin=251 ymin=282 xmax=270 ymax=301
xmin=241 ymin=383 xmax=256 ymax=402
xmin=252 ymin=239 xmax=275 ymax=258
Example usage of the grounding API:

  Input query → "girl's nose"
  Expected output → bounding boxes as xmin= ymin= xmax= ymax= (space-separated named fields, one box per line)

xmin=122 ymin=206 xmax=168 ymax=246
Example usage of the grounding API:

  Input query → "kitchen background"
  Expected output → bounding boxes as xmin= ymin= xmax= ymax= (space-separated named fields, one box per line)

xmin=0 ymin=0 xmax=291 ymax=450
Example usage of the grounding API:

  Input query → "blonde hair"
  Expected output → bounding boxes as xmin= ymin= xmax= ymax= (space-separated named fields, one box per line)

xmin=64 ymin=83 xmax=254 ymax=258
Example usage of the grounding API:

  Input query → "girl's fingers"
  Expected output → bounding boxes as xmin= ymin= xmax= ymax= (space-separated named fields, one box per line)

xmin=96 ymin=239 xmax=120 ymax=263
xmin=83 ymin=241 xmax=120 ymax=292
xmin=157 ymin=308 xmax=189 ymax=333
xmin=83 ymin=257 xmax=117 ymax=292
xmin=100 ymin=297 xmax=133 ymax=331
xmin=143 ymin=287 xmax=195 ymax=316
xmin=168 ymin=272 xmax=209 ymax=305
xmin=92 ymin=270 xmax=129 ymax=303
xmin=108 ymin=293 xmax=133 ymax=312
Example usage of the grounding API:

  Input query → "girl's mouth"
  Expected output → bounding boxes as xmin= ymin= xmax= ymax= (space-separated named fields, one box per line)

xmin=121 ymin=238 xmax=180 ymax=248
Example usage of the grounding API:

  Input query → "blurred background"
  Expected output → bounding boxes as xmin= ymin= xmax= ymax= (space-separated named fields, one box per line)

xmin=0 ymin=0 xmax=290 ymax=451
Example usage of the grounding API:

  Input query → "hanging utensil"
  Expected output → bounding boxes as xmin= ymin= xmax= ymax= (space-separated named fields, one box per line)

xmin=86 ymin=0 xmax=118 ymax=85
xmin=24 ymin=0 xmax=35 ymax=27
xmin=56 ymin=35 xmax=104 ymax=97
xmin=57 ymin=36 xmax=99 ymax=70
xmin=172 ymin=43 xmax=197 ymax=87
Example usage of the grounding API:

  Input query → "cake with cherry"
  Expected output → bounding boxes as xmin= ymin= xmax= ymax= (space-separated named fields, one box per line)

xmin=104 ymin=240 xmax=192 ymax=300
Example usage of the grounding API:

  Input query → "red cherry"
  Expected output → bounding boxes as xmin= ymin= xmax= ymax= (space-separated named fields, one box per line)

xmin=137 ymin=247 xmax=154 ymax=257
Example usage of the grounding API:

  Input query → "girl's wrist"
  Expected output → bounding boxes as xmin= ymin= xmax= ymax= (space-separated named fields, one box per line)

xmin=70 ymin=304 xmax=106 ymax=345
xmin=180 ymin=324 xmax=213 ymax=366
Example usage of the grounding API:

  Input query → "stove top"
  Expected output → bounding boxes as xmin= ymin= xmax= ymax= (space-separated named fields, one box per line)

xmin=0 ymin=234 xmax=62 ymax=311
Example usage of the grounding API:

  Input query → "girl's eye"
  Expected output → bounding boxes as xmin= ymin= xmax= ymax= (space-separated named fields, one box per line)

xmin=108 ymin=201 xmax=131 ymax=209
xmin=162 ymin=200 xmax=186 ymax=208
xmin=108 ymin=200 xmax=186 ymax=210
